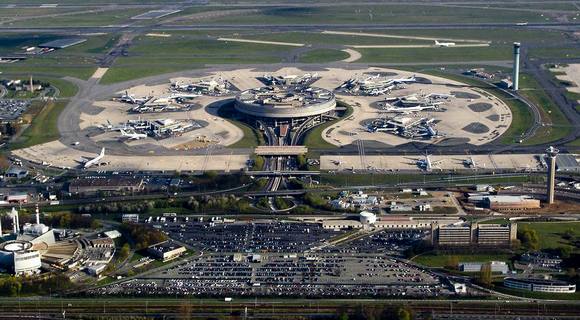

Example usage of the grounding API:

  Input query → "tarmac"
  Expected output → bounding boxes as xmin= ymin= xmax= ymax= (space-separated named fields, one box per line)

xmin=320 ymin=154 xmax=542 ymax=171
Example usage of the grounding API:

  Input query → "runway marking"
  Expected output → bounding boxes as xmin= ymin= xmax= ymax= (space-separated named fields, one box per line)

xmin=341 ymin=48 xmax=362 ymax=63
xmin=322 ymin=30 xmax=491 ymax=44
xmin=217 ymin=37 xmax=304 ymax=47
xmin=146 ymin=33 xmax=171 ymax=38
xmin=90 ymin=67 xmax=109 ymax=80
xmin=348 ymin=43 xmax=490 ymax=49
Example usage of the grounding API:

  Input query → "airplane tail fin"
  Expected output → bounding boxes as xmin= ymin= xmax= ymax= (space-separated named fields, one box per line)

xmin=100 ymin=148 xmax=105 ymax=157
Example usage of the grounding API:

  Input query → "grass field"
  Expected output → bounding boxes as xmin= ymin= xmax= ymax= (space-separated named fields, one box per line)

xmin=298 ymin=49 xmax=350 ymax=63
xmin=217 ymin=102 xmax=265 ymax=149
xmin=517 ymin=221 xmax=580 ymax=251
xmin=11 ymin=100 xmax=67 ymax=150
xmin=358 ymin=45 xmax=512 ymax=63
xmin=302 ymin=103 xmax=352 ymax=149
xmin=8 ymin=9 xmax=145 ymax=27
xmin=518 ymin=73 xmax=571 ymax=145
xmin=183 ymin=5 xmax=549 ymax=25
xmin=412 ymin=253 xmax=513 ymax=268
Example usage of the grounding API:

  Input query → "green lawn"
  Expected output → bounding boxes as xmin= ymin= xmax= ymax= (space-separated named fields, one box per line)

xmin=217 ymin=102 xmax=265 ymax=149
xmin=302 ymin=103 xmax=352 ymax=149
xmin=298 ymin=49 xmax=349 ymax=63
xmin=11 ymin=100 xmax=67 ymax=150
xmin=186 ymin=4 xmax=548 ymax=25
xmin=358 ymin=45 xmax=512 ymax=63
xmin=518 ymin=73 xmax=571 ymax=145
xmin=413 ymin=253 xmax=513 ymax=268
xmin=518 ymin=221 xmax=580 ymax=251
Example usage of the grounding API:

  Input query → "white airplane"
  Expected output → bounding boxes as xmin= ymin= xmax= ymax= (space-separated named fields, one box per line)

xmin=119 ymin=91 xmax=149 ymax=104
xmin=415 ymin=152 xmax=443 ymax=172
xmin=81 ymin=148 xmax=106 ymax=169
xmin=435 ymin=40 xmax=456 ymax=47
xmin=516 ymin=22 xmax=528 ymax=26
xmin=391 ymin=75 xmax=417 ymax=84
xmin=120 ymin=129 xmax=147 ymax=140
xmin=101 ymin=120 xmax=130 ymax=132
xmin=463 ymin=157 xmax=477 ymax=169
xmin=382 ymin=104 xmax=438 ymax=114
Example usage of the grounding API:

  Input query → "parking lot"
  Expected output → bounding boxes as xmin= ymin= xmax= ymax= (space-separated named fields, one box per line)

xmin=0 ymin=99 xmax=31 ymax=120
xmin=91 ymin=253 xmax=449 ymax=297
xmin=160 ymin=220 xmax=344 ymax=253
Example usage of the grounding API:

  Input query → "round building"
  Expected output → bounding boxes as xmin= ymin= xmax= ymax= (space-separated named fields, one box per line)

xmin=235 ymin=86 xmax=336 ymax=120
xmin=359 ymin=211 xmax=377 ymax=225
xmin=0 ymin=240 xmax=42 ymax=275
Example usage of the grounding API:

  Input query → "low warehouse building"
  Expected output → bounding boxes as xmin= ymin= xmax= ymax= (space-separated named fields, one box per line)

xmin=482 ymin=195 xmax=540 ymax=211
xmin=68 ymin=176 xmax=144 ymax=194
xmin=147 ymin=241 xmax=186 ymax=262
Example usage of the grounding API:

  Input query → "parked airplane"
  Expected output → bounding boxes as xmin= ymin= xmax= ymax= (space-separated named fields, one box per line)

xmin=463 ymin=157 xmax=478 ymax=169
xmin=416 ymin=152 xmax=443 ymax=172
xmin=434 ymin=40 xmax=456 ymax=47
xmin=101 ymin=120 xmax=130 ymax=131
xmin=120 ymin=129 xmax=147 ymax=140
xmin=119 ymin=91 xmax=149 ymax=104
xmin=80 ymin=148 xmax=106 ymax=169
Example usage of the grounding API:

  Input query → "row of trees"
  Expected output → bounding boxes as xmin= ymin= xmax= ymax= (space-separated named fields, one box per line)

xmin=0 ymin=273 xmax=73 ymax=297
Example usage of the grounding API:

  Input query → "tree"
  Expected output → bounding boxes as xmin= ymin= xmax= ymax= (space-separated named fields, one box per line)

xmin=478 ymin=263 xmax=492 ymax=286
xmin=397 ymin=307 xmax=412 ymax=320
xmin=445 ymin=256 xmax=459 ymax=270
xmin=119 ymin=243 xmax=131 ymax=260
xmin=558 ymin=245 xmax=573 ymax=259
xmin=518 ymin=227 xmax=540 ymax=251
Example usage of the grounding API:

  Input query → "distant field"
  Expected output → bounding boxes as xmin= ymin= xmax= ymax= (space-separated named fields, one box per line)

xmin=7 ymin=9 xmax=145 ymax=27
xmin=0 ymin=33 xmax=119 ymax=80
xmin=357 ymin=45 xmax=511 ymax=63
xmin=102 ymin=36 xmax=287 ymax=84
xmin=175 ymin=5 xmax=549 ymax=25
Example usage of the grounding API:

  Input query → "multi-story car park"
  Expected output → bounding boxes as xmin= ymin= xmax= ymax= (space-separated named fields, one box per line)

xmin=504 ymin=277 xmax=576 ymax=293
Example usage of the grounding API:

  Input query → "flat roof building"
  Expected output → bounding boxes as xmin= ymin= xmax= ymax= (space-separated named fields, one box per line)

xmin=39 ymin=38 xmax=87 ymax=49
xmin=68 ymin=176 xmax=144 ymax=194
xmin=482 ymin=195 xmax=540 ymax=211
xmin=431 ymin=222 xmax=517 ymax=248
xmin=147 ymin=240 xmax=186 ymax=262
xmin=504 ymin=277 xmax=576 ymax=293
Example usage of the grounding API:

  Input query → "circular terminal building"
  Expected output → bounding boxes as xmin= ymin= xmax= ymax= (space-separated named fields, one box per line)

xmin=235 ymin=85 xmax=336 ymax=122
xmin=0 ymin=240 xmax=42 ymax=275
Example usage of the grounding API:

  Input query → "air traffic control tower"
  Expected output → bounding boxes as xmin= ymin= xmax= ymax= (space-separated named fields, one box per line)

xmin=545 ymin=146 xmax=559 ymax=204
xmin=513 ymin=42 xmax=521 ymax=91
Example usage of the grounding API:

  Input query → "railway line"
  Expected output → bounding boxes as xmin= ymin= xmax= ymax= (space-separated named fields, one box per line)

xmin=0 ymin=298 xmax=579 ymax=319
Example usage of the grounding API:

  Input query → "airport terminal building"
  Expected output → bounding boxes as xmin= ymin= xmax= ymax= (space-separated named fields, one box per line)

xmin=234 ymin=85 xmax=337 ymax=125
